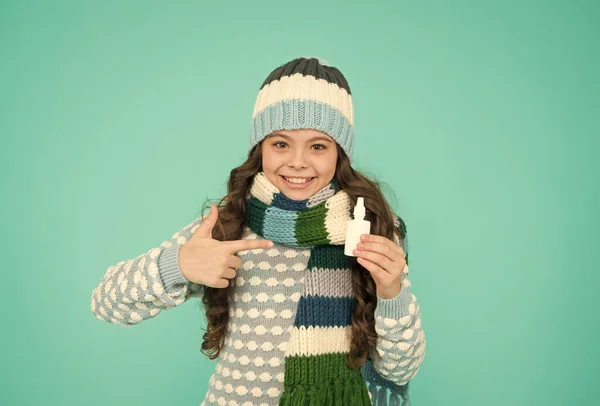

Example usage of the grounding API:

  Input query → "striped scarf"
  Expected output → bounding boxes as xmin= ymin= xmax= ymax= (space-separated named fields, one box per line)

xmin=244 ymin=172 xmax=410 ymax=406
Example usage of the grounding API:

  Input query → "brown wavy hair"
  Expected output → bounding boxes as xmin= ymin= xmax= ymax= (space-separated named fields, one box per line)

xmin=199 ymin=141 xmax=407 ymax=369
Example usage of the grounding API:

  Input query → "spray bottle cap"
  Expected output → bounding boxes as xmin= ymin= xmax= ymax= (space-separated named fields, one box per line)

xmin=354 ymin=197 xmax=366 ymax=220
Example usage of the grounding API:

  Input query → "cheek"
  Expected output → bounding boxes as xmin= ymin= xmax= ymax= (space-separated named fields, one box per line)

xmin=261 ymin=150 xmax=279 ymax=172
xmin=315 ymin=151 xmax=337 ymax=175
xmin=261 ymin=153 xmax=280 ymax=185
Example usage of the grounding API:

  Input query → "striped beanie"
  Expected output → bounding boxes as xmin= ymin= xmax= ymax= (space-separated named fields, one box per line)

xmin=248 ymin=57 xmax=355 ymax=158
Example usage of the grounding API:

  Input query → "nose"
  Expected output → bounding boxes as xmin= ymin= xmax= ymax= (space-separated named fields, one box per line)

xmin=288 ymin=149 xmax=308 ymax=169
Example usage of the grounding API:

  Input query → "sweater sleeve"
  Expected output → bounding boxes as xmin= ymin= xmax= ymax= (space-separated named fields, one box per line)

xmin=371 ymin=265 xmax=426 ymax=386
xmin=369 ymin=214 xmax=426 ymax=386
xmin=90 ymin=215 xmax=206 ymax=326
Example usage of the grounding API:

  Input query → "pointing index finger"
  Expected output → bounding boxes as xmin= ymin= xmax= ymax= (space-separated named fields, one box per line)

xmin=222 ymin=239 xmax=274 ymax=253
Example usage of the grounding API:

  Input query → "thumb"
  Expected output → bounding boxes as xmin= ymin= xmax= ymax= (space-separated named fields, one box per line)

xmin=194 ymin=204 xmax=219 ymax=239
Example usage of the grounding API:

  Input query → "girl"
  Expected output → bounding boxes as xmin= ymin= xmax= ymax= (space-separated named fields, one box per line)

xmin=91 ymin=57 xmax=426 ymax=406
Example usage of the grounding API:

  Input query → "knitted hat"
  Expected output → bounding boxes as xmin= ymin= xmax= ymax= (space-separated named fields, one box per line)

xmin=248 ymin=57 xmax=355 ymax=158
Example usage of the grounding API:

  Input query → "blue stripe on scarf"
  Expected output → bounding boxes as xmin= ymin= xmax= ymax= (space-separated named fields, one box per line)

xmin=261 ymin=207 xmax=298 ymax=245
xmin=294 ymin=295 xmax=354 ymax=327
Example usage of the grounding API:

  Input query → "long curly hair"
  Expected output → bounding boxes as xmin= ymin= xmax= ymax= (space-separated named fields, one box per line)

xmin=199 ymin=141 xmax=406 ymax=369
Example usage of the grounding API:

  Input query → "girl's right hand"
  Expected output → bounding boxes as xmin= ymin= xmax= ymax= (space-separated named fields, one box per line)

xmin=178 ymin=204 xmax=273 ymax=288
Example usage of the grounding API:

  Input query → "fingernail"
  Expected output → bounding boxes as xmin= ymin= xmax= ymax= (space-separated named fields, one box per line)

xmin=267 ymin=241 xmax=274 ymax=247
xmin=357 ymin=243 xmax=364 ymax=249
xmin=353 ymin=249 xmax=359 ymax=255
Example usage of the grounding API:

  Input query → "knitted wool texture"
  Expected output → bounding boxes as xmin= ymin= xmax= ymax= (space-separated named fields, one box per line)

xmin=245 ymin=172 xmax=350 ymax=248
xmin=244 ymin=172 xmax=410 ymax=405
xmin=90 ymin=174 xmax=426 ymax=405
xmin=248 ymin=57 xmax=355 ymax=159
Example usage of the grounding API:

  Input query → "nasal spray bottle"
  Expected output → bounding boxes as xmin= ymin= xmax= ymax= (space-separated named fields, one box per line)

xmin=344 ymin=197 xmax=371 ymax=256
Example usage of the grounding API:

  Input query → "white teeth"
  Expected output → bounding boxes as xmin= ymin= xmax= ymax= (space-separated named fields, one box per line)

xmin=283 ymin=177 xmax=313 ymax=184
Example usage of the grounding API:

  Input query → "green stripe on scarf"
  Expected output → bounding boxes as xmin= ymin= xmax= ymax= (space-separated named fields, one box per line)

xmin=295 ymin=202 xmax=330 ymax=246
xmin=306 ymin=245 xmax=353 ymax=271
xmin=245 ymin=197 xmax=267 ymax=237
xmin=279 ymin=353 xmax=372 ymax=406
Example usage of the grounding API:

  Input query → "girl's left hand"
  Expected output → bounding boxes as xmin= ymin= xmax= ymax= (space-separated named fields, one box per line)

xmin=353 ymin=234 xmax=407 ymax=299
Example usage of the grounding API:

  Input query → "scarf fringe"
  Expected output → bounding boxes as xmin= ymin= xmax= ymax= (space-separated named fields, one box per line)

xmin=278 ymin=376 xmax=372 ymax=406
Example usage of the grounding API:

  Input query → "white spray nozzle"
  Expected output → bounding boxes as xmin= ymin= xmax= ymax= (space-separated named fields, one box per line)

xmin=353 ymin=197 xmax=366 ymax=220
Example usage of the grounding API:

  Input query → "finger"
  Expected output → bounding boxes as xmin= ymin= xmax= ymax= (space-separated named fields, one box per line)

xmin=353 ymin=249 xmax=394 ymax=274
xmin=360 ymin=234 xmax=404 ymax=257
xmin=357 ymin=257 xmax=386 ymax=283
xmin=194 ymin=204 xmax=218 ymax=239
xmin=221 ymin=238 xmax=274 ymax=253
xmin=222 ymin=267 xmax=237 ymax=280
xmin=226 ymin=254 xmax=242 ymax=270
xmin=355 ymin=241 xmax=400 ymax=262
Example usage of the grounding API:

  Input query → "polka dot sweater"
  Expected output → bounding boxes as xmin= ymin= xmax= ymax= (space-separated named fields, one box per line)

xmin=90 ymin=216 xmax=426 ymax=405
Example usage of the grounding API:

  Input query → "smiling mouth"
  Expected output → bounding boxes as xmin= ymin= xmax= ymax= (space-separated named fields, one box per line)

xmin=280 ymin=175 xmax=315 ymax=184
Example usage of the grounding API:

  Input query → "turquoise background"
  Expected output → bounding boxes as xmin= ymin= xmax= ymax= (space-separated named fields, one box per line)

xmin=1 ymin=0 xmax=598 ymax=405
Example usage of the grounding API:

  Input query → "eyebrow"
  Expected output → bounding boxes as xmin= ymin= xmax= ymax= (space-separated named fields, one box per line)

xmin=268 ymin=132 xmax=334 ymax=143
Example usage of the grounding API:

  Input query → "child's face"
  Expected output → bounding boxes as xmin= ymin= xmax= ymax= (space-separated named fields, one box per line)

xmin=261 ymin=129 xmax=338 ymax=200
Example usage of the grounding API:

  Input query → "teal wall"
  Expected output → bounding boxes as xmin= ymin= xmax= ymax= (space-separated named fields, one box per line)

xmin=1 ymin=1 xmax=598 ymax=405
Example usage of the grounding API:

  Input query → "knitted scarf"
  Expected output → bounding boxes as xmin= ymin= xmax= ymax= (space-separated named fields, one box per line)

xmin=244 ymin=172 xmax=410 ymax=406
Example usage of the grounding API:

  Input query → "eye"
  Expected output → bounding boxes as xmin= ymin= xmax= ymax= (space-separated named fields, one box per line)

xmin=312 ymin=144 xmax=326 ymax=150
xmin=273 ymin=141 xmax=288 ymax=148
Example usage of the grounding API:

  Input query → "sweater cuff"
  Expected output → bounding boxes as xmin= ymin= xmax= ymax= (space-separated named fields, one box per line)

xmin=157 ymin=244 xmax=190 ymax=291
xmin=375 ymin=287 xmax=413 ymax=320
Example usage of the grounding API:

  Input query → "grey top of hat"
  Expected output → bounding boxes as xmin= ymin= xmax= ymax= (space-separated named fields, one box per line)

xmin=303 ymin=56 xmax=330 ymax=66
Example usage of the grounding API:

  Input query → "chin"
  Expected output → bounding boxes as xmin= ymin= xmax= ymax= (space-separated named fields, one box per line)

xmin=279 ymin=184 xmax=318 ymax=200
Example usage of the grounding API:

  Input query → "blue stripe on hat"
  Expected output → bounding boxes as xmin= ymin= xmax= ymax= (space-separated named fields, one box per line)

xmin=249 ymin=99 xmax=354 ymax=158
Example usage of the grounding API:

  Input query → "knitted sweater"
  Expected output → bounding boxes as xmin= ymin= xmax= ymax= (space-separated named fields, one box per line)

xmin=90 ymin=215 xmax=426 ymax=405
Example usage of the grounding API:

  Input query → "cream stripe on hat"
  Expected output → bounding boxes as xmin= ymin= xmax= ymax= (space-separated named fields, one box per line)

xmin=252 ymin=73 xmax=354 ymax=125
